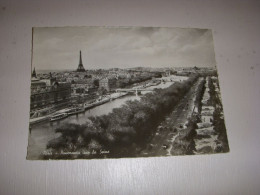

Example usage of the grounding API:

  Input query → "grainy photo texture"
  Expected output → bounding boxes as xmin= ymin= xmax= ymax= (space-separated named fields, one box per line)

xmin=27 ymin=26 xmax=229 ymax=160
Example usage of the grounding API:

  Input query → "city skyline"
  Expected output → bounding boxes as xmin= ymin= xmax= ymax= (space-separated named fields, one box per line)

xmin=28 ymin=26 xmax=229 ymax=160
xmin=32 ymin=27 xmax=217 ymax=70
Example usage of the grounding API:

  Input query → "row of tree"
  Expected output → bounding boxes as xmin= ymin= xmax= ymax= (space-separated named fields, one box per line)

xmin=115 ymin=74 xmax=161 ymax=88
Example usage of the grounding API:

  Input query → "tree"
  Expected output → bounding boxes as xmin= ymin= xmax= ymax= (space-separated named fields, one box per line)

xmin=93 ymin=79 xmax=99 ymax=87
xmin=99 ymin=87 xmax=107 ymax=95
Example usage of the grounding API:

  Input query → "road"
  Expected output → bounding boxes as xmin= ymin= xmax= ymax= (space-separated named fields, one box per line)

xmin=140 ymin=77 xmax=204 ymax=157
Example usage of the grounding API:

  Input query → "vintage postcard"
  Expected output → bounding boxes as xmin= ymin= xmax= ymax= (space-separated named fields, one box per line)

xmin=27 ymin=26 xmax=229 ymax=160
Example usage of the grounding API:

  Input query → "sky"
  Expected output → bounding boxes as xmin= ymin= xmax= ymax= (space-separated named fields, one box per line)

xmin=32 ymin=26 xmax=216 ymax=70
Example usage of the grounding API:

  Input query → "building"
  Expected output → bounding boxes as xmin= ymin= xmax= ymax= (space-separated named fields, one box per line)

xmin=162 ymin=70 xmax=171 ymax=77
xmin=30 ymin=68 xmax=72 ymax=112
xmin=31 ymin=67 xmax=46 ymax=88
xmin=76 ymin=50 xmax=85 ymax=72
xmin=201 ymin=114 xmax=213 ymax=123
xmin=99 ymin=77 xmax=117 ymax=92
xmin=71 ymin=79 xmax=94 ymax=95
xmin=32 ymin=67 xmax=37 ymax=78
xmin=31 ymin=82 xmax=72 ymax=111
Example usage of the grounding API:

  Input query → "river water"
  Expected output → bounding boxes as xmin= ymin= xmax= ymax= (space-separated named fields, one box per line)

xmin=27 ymin=81 xmax=174 ymax=159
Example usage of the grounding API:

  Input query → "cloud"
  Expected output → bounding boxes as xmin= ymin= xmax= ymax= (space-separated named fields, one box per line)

xmin=32 ymin=27 xmax=216 ymax=70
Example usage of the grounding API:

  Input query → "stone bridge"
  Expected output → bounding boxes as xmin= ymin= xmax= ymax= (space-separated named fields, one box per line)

xmin=116 ymin=88 xmax=154 ymax=95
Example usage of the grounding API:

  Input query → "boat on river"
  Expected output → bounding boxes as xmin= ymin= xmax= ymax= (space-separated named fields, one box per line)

xmin=93 ymin=97 xmax=110 ymax=106
xmin=66 ymin=107 xmax=85 ymax=115
xmin=49 ymin=113 xmax=68 ymax=122
xmin=84 ymin=97 xmax=110 ymax=109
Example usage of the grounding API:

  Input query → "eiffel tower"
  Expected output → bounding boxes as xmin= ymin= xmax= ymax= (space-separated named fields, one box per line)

xmin=76 ymin=50 xmax=85 ymax=72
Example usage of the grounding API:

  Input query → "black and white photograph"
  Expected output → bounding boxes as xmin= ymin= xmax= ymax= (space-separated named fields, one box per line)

xmin=27 ymin=26 xmax=229 ymax=160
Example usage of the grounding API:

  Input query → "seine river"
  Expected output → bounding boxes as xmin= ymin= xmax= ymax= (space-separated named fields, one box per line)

xmin=27 ymin=82 xmax=173 ymax=159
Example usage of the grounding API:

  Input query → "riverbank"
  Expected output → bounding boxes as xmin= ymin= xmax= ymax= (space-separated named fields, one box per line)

xmin=27 ymin=76 xmax=190 ymax=159
xmin=29 ymin=78 xmax=166 ymax=125
xmin=27 ymin=94 xmax=141 ymax=159
xmin=29 ymin=92 xmax=128 ymax=125
xmin=39 ymin=75 xmax=197 ymax=159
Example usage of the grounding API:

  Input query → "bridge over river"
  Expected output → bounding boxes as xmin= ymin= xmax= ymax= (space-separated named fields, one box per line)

xmin=116 ymin=88 xmax=154 ymax=95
